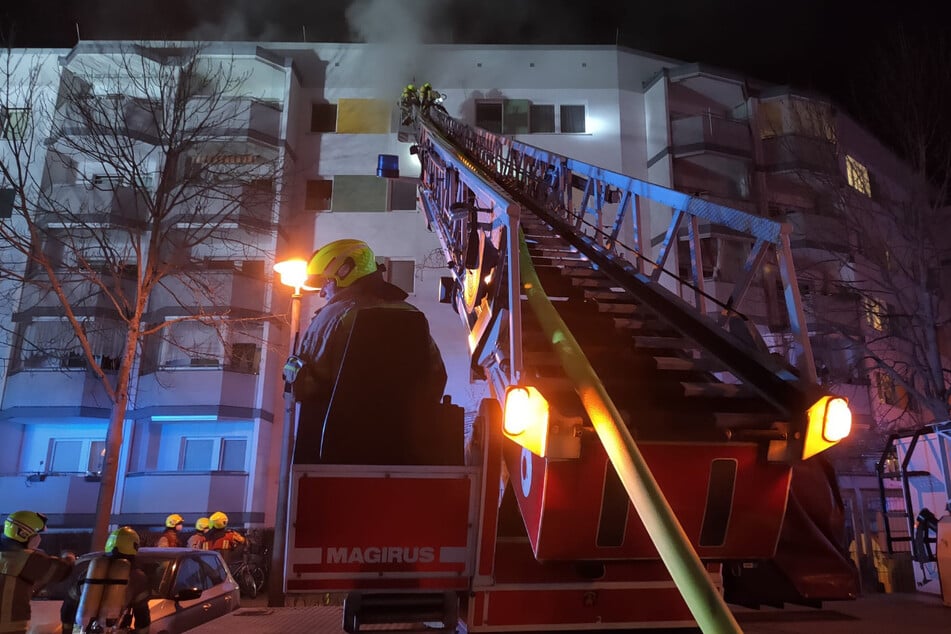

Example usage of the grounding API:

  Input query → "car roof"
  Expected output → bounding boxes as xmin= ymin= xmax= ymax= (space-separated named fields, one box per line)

xmin=79 ymin=548 xmax=222 ymax=561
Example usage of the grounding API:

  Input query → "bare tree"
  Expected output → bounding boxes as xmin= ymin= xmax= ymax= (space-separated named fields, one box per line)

xmin=767 ymin=30 xmax=951 ymax=436
xmin=0 ymin=43 xmax=282 ymax=547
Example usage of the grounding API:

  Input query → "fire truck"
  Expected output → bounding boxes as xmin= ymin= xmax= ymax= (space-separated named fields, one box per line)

xmin=280 ymin=98 xmax=858 ymax=632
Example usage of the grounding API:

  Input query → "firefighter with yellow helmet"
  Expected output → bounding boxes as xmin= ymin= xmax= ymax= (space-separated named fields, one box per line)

xmin=0 ymin=510 xmax=74 ymax=634
xmin=204 ymin=511 xmax=246 ymax=565
xmin=156 ymin=513 xmax=184 ymax=547
xmin=187 ymin=517 xmax=211 ymax=549
xmin=283 ymin=238 xmax=447 ymax=462
xmin=61 ymin=526 xmax=151 ymax=634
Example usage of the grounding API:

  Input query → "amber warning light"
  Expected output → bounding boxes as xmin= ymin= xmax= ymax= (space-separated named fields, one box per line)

xmin=802 ymin=396 xmax=852 ymax=460
xmin=503 ymin=385 xmax=550 ymax=456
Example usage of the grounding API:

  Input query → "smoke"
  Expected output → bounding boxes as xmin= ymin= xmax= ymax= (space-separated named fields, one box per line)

xmin=345 ymin=0 xmax=444 ymax=44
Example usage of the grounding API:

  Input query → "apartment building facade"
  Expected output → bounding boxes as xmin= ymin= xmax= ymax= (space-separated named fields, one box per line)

xmin=0 ymin=42 xmax=936 ymax=533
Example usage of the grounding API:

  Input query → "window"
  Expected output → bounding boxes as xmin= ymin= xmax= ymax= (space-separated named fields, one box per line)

xmin=389 ymin=180 xmax=417 ymax=211
xmin=159 ymin=320 xmax=224 ymax=368
xmin=46 ymin=438 xmax=105 ymax=473
xmin=336 ymin=98 xmax=391 ymax=134
xmin=180 ymin=437 xmax=248 ymax=471
xmin=229 ymin=343 xmax=260 ymax=374
xmin=18 ymin=318 xmax=80 ymax=370
xmin=1 ymin=107 xmax=30 ymax=140
xmin=876 ymin=372 xmax=901 ymax=406
xmin=331 ymin=175 xmax=387 ymax=212
xmin=182 ymin=438 xmax=215 ymax=470
xmin=502 ymin=100 xmax=529 ymax=134
xmin=560 ymin=105 xmax=586 ymax=133
xmin=311 ymin=103 xmax=337 ymax=133
xmin=88 ymin=441 xmax=106 ymax=473
xmin=0 ymin=188 xmax=14 ymax=219
xmin=305 ymin=179 xmax=333 ymax=211
xmin=530 ymin=105 xmax=555 ymax=133
xmin=475 ymin=102 xmax=502 ymax=134
xmin=220 ymin=438 xmax=248 ymax=471
xmin=863 ymin=297 xmax=886 ymax=332
xmin=846 ymin=155 xmax=872 ymax=197
xmin=49 ymin=440 xmax=83 ymax=472
xmin=172 ymin=557 xmax=206 ymax=594
xmin=377 ymin=258 xmax=415 ymax=294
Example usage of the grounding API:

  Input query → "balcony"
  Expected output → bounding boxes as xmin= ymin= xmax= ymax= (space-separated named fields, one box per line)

xmin=121 ymin=471 xmax=248 ymax=520
xmin=56 ymin=95 xmax=161 ymax=144
xmin=193 ymin=97 xmax=283 ymax=147
xmin=671 ymin=113 xmax=752 ymax=158
xmin=761 ymin=135 xmax=837 ymax=174
xmin=0 ymin=473 xmax=101 ymax=527
xmin=38 ymin=184 xmax=149 ymax=229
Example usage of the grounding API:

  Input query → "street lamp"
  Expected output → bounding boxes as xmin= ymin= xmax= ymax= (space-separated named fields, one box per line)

xmin=268 ymin=257 xmax=309 ymax=607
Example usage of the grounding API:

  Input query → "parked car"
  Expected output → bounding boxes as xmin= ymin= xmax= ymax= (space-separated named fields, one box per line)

xmin=31 ymin=547 xmax=240 ymax=634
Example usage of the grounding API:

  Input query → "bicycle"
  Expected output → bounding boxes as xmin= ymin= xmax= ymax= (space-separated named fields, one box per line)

xmin=230 ymin=547 xmax=269 ymax=599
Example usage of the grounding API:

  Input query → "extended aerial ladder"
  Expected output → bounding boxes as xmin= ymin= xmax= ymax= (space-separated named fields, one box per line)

xmin=282 ymin=99 xmax=858 ymax=632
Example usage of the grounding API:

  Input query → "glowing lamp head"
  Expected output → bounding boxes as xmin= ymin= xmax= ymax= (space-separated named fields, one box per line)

xmin=274 ymin=259 xmax=311 ymax=293
xmin=803 ymin=395 xmax=852 ymax=459
xmin=503 ymin=385 xmax=550 ymax=456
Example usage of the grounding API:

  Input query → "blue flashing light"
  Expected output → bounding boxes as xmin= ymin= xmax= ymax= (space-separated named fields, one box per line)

xmin=377 ymin=154 xmax=400 ymax=178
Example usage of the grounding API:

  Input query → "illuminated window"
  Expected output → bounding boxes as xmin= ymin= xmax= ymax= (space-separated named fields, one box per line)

xmin=846 ymin=155 xmax=872 ymax=196
xmin=863 ymin=297 xmax=886 ymax=331
xmin=876 ymin=372 xmax=904 ymax=406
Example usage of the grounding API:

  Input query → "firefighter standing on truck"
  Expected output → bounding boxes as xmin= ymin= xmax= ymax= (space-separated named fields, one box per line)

xmin=61 ymin=526 xmax=150 ymax=634
xmin=0 ymin=510 xmax=74 ymax=634
xmin=204 ymin=512 xmax=245 ymax=565
xmin=156 ymin=514 xmax=184 ymax=548
xmin=283 ymin=239 xmax=447 ymax=462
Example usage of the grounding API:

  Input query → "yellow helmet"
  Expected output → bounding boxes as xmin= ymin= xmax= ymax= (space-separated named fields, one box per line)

xmin=165 ymin=513 xmax=184 ymax=528
xmin=422 ymin=82 xmax=431 ymax=90
xmin=306 ymin=239 xmax=377 ymax=289
xmin=195 ymin=517 xmax=210 ymax=532
xmin=105 ymin=526 xmax=140 ymax=556
xmin=4 ymin=510 xmax=47 ymax=543
xmin=209 ymin=511 xmax=229 ymax=530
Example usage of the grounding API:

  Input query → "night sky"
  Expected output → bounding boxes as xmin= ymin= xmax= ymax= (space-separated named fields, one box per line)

xmin=2 ymin=0 xmax=949 ymax=155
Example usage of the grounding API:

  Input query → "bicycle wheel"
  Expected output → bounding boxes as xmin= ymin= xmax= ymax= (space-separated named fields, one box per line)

xmin=251 ymin=565 xmax=266 ymax=594
xmin=238 ymin=566 xmax=257 ymax=599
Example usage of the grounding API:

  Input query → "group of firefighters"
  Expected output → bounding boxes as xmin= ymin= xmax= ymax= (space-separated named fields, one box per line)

xmin=0 ymin=509 xmax=248 ymax=634
xmin=155 ymin=511 xmax=246 ymax=556
xmin=399 ymin=82 xmax=446 ymax=125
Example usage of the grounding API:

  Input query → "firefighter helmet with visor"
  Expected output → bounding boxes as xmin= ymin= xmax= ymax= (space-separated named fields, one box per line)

xmin=305 ymin=239 xmax=377 ymax=290
xmin=105 ymin=526 xmax=140 ymax=556
xmin=3 ymin=510 xmax=47 ymax=544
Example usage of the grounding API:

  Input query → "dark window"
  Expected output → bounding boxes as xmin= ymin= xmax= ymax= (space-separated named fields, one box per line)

xmin=0 ymin=188 xmax=14 ymax=218
xmin=389 ymin=180 xmax=417 ymax=210
xmin=475 ymin=102 xmax=503 ymax=134
xmin=0 ymin=107 xmax=29 ymax=140
xmin=560 ymin=105 xmax=586 ymax=133
xmin=220 ymin=438 xmax=247 ymax=471
xmin=305 ymin=179 xmax=333 ymax=211
xmin=530 ymin=105 xmax=555 ymax=133
xmin=229 ymin=343 xmax=260 ymax=373
xmin=311 ymin=103 xmax=337 ymax=133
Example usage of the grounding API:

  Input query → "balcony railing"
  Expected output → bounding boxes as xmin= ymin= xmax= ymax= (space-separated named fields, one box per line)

xmin=671 ymin=113 xmax=752 ymax=156
xmin=761 ymin=134 xmax=837 ymax=173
